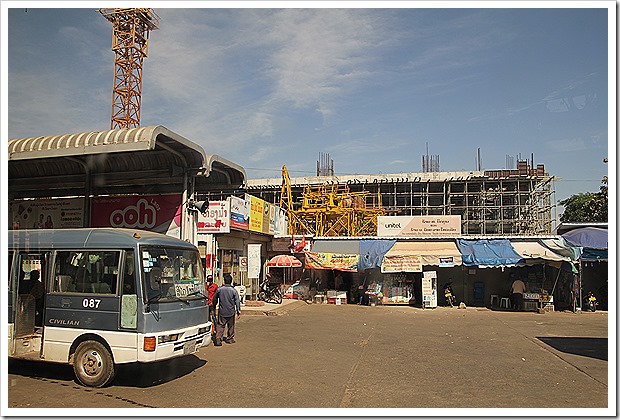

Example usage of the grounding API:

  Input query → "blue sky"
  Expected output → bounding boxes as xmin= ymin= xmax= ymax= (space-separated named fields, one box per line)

xmin=4 ymin=2 xmax=614 ymax=218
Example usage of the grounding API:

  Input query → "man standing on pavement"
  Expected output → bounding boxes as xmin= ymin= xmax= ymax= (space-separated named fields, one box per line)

xmin=510 ymin=276 xmax=527 ymax=311
xmin=206 ymin=275 xmax=218 ymax=337
xmin=212 ymin=273 xmax=241 ymax=346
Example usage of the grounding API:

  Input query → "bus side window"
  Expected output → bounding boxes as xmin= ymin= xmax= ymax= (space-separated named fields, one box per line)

xmin=94 ymin=251 xmax=120 ymax=294
xmin=122 ymin=251 xmax=136 ymax=295
xmin=53 ymin=251 xmax=78 ymax=293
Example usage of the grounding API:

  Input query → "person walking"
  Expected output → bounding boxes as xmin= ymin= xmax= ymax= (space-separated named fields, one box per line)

xmin=212 ymin=273 xmax=241 ymax=346
xmin=510 ymin=277 xmax=527 ymax=311
xmin=206 ymin=275 xmax=218 ymax=335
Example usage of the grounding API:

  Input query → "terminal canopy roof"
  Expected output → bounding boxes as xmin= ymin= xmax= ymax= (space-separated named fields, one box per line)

xmin=8 ymin=125 xmax=246 ymax=200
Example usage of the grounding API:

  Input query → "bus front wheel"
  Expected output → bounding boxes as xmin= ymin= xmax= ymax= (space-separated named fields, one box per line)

xmin=73 ymin=340 xmax=116 ymax=388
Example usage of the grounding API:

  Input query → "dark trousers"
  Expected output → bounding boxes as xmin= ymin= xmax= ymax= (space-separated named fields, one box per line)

xmin=208 ymin=305 xmax=217 ymax=327
xmin=512 ymin=293 xmax=523 ymax=311
xmin=216 ymin=312 xmax=236 ymax=343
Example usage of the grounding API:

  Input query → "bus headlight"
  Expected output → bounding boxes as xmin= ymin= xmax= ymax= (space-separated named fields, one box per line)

xmin=198 ymin=327 xmax=208 ymax=335
xmin=144 ymin=336 xmax=156 ymax=352
xmin=158 ymin=333 xmax=180 ymax=344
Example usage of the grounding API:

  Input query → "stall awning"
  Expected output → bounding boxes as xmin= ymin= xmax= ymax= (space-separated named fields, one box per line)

xmin=310 ymin=240 xmax=360 ymax=254
xmin=359 ymin=239 xmax=396 ymax=270
xmin=305 ymin=239 xmax=360 ymax=271
xmin=539 ymin=238 xmax=582 ymax=262
xmin=562 ymin=227 xmax=608 ymax=250
xmin=304 ymin=252 xmax=358 ymax=272
xmin=581 ymin=249 xmax=608 ymax=261
xmin=511 ymin=240 xmax=569 ymax=265
xmin=381 ymin=240 xmax=462 ymax=272
xmin=456 ymin=239 xmax=522 ymax=267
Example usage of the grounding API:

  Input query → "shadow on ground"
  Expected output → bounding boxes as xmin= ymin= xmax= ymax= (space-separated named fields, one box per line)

xmin=537 ymin=337 xmax=607 ymax=361
xmin=9 ymin=355 xmax=206 ymax=388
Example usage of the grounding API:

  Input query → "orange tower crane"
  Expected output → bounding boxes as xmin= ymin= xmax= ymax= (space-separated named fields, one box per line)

xmin=99 ymin=8 xmax=160 ymax=129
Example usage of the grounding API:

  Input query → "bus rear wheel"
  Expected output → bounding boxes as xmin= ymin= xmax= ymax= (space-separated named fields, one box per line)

xmin=73 ymin=340 xmax=115 ymax=388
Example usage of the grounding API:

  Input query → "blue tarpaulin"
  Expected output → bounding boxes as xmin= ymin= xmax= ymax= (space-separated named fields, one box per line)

xmin=456 ymin=239 xmax=523 ymax=267
xmin=581 ymin=248 xmax=608 ymax=261
xmin=562 ymin=227 xmax=608 ymax=250
xmin=359 ymin=239 xmax=397 ymax=270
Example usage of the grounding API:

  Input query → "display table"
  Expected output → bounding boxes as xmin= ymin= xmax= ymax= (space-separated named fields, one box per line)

xmin=326 ymin=290 xmax=347 ymax=304
xmin=523 ymin=292 xmax=552 ymax=312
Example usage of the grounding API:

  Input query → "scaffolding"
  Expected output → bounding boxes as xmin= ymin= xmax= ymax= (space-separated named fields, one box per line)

xmin=244 ymin=161 xmax=555 ymax=236
xmin=280 ymin=166 xmax=385 ymax=236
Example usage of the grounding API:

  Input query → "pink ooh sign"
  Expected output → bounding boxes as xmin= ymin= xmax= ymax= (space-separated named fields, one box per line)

xmin=91 ymin=194 xmax=183 ymax=235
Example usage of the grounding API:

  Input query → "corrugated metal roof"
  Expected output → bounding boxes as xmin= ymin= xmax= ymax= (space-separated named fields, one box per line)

xmin=9 ymin=126 xmax=159 ymax=160
xmin=8 ymin=125 xmax=245 ymax=199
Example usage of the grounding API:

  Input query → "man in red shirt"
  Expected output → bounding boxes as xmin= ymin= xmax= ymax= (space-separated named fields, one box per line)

xmin=206 ymin=275 xmax=218 ymax=334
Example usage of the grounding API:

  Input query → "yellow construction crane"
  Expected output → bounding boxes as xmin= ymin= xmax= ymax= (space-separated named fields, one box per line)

xmin=280 ymin=165 xmax=385 ymax=237
xmin=99 ymin=8 xmax=160 ymax=129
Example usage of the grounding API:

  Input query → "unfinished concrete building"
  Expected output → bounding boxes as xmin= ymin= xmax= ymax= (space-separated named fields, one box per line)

xmin=240 ymin=160 xmax=555 ymax=236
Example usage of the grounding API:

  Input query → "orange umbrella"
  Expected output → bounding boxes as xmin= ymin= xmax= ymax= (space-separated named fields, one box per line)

xmin=267 ymin=254 xmax=303 ymax=267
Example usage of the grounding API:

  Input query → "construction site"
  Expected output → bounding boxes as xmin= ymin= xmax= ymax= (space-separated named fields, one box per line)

xmin=239 ymin=156 xmax=555 ymax=237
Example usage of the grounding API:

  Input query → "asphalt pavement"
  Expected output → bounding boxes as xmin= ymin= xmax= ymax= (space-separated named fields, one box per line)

xmin=6 ymin=301 xmax=612 ymax=415
xmin=240 ymin=298 xmax=308 ymax=316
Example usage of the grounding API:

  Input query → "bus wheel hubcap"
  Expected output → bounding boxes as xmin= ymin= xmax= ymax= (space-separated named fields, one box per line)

xmin=83 ymin=351 xmax=102 ymax=375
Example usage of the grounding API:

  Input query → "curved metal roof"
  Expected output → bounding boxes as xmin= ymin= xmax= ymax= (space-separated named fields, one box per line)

xmin=8 ymin=125 xmax=245 ymax=199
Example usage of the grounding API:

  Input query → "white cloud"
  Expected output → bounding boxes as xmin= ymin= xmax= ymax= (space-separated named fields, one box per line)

xmin=140 ymin=8 xmax=391 ymax=158
xmin=8 ymin=72 xmax=107 ymax=138
xmin=545 ymin=137 xmax=587 ymax=153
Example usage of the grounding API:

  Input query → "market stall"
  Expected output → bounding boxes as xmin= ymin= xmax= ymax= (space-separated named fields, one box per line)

xmin=379 ymin=240 xmax=462 ymax=305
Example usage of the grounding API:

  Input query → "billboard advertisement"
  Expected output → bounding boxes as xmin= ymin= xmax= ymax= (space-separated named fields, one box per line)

xmin=381 ymin=255 xmax=423 ymax=273
xmin=91 ymin=194 xmax=183 ymax=237
xmin=247 ymin=244 xmax=262 ymax=279
xmin=197 ymin=200 xmax=230 ymax=234
xmin=377 ymin=215 xmax=461 ymax=237
xmin=249 ymin=195 xmax=265 ymax=233
xmin=230 ymin=195 xmax=250 ymax=230
xmin=274 ymin=207 xmax=288 ymax=235
xmin=10 ymin=198 xmax=84 ymax=230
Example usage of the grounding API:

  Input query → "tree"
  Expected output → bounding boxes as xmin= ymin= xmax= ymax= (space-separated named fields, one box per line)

xmin=559 ymin=177 xmax=608 ymax=223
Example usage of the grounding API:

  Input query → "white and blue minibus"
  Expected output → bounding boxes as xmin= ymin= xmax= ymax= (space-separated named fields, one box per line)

xmin=8 ymin=228 xmax=211 ymax=387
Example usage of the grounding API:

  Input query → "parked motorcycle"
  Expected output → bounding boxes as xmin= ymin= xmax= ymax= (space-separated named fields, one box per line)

xmin=258 ymin=280 xmax=283 ymax=304
xmin=585 ymin=291 xmax=598 ymax=312
xmin=443 ymin=282 xmax=457 ymax=307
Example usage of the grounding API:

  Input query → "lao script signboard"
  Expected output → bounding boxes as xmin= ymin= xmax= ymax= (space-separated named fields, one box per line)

xmin=377 ymin=215 xmax=461 ymax=237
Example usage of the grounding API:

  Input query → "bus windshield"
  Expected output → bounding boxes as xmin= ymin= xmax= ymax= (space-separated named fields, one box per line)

xmin=141 ymin=246 xmax=205 ymax=302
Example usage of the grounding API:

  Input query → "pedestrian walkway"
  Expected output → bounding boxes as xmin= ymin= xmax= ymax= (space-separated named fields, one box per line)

xmin=241 ymin=298 xmax=307 ymax=316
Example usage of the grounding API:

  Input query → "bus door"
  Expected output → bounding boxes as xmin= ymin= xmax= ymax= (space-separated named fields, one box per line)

xmin=44 ymin=251 xmax=123 ymax=360
xmin=10 ymin=251 xmax=48 ymax=358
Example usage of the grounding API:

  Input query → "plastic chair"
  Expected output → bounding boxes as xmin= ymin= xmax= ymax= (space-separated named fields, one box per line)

xmin=500 ymin=297 xmax=511 ymax=309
